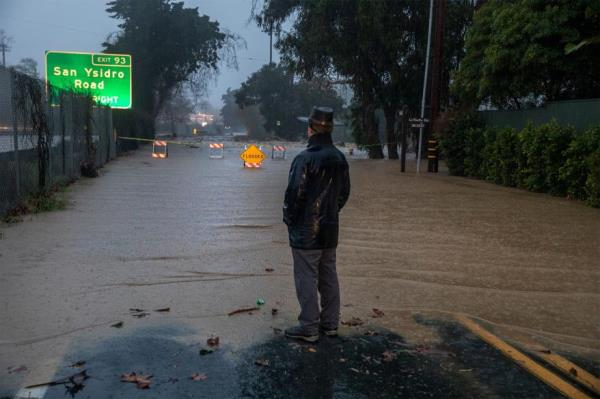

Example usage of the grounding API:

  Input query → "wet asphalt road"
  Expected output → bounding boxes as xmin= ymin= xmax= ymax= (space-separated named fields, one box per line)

xmin=1 ymin=141 xmax=599 ymax=398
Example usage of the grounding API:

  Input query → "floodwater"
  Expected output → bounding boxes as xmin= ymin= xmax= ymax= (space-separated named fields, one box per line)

xmin=0 ymin=141 xmax=599 ymax=398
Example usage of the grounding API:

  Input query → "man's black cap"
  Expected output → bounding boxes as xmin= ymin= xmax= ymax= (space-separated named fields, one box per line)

xmin=309 ymin=106 xmax=334 ymax=131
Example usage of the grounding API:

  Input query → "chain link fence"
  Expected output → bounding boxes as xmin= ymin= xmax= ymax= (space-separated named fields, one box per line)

xmin=0 ymin=67 xmax=115 ymax=215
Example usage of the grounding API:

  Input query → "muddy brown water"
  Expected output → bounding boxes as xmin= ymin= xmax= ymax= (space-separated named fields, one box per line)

xmin=1 ymin=143 xmax=599 ymax=397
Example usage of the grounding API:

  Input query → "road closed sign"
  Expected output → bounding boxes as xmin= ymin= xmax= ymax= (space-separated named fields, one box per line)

xmin=45 ymin=51 xmax=132 ymax=109
xmin=240 ymin=145 xmax=265 ymax=164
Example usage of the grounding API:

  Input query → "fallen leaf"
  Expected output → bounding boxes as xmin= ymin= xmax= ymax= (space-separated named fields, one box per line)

xmin=255 ymin=359 xmax=270 ymax=367
xmin=69 ymin=361 xmax=86 ymax=368
xmin=111 ymin=321 xmax=124 ymax=328
xmin=191 ymin=373 xmax=208 ymax=381
xmin=271 ymin=308 xmax=278 ymax=315
xmin=154 ymin=307 xmax=170 ymax=312
xmin=199 ymin=348 xmax=214 ymax=356
xmin=120 ymin=372 xmax=152 ymax=389
xmin=569 ymin=367 xmax=578 ymax=377
xmin=341 ymin=317 xmax=364 ymax=326
xmin=207 ymin=336 xmax=220 ymax=347
xmin=382 ymin=350 xmax=396 ymax=362
xmin=372 ymin=308 xmax=385 ymax=318
xmin=307 ymin=347 xmax=317 ymax=353
xmin=265 ymin=268 xmax=274 ymax=272
xmin=228 ymin=307 xmax=260 ymax=316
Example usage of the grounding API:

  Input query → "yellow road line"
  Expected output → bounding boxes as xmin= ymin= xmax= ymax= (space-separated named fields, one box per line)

xmin=456 ymin=314 xmax=592 ymax=399
xmin=535 ymin=350 xmax=600 ymax=396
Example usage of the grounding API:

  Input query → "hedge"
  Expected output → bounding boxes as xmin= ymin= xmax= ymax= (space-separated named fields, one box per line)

xmin=441 ymin=115 xmax=600 ymax=208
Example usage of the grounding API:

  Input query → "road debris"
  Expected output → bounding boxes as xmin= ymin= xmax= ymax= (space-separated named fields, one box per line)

xmin=129 ymin=308 xmax=146 ymax=312
xmin=364 ymin=330 xmax=379 ymax=336
xmin=271 ymin=308 xmax=278 ymax=315
xmin=7 ymin=365 xmax=28 ymax=374
xmin=121 ymin=372 xmax=153 ymax=389
xmin=265 ymin=268 xmax=274 ymax=272
xmin=228 ymin=307 xmax=260 ymax=316
xmin=272 ymin=328 xmax=283 ymax=335
xmin=199 ymin=348 xmax=214 ymax=356
xmin=371 ymin=308 xmax=385 ymax=318
xmin=26 ymin=370 xmax=89 ymax=390
xmin=256 ymin=298 xmax=266 ymax=306
xmin=207 ymin=336 xmax=220 ymax=347
xmin=255 ymin=359 xmax=270 ymax=367
xmin=382 ymin=350 xmax=396 ymax=362
xmin=191 ymin=373 xmax=208 ymax=381
xmin=111 ymin=321 xmax=124 ymax=328
xmin=69 ymin=361 xmax=86 ymax=368
xmin=154 ymin=307 xmax=170 ymax=312
xmin=306 ymin=347 xmax=317 ymax=353
xmin=341 ymin=317 xmax=364 ymax=326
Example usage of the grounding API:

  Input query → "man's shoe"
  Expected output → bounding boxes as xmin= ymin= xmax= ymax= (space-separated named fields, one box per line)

xmin=284 ymin=326 xmax=319 ymax=342
xmin=319 ymin=326 xmax=338 ymax=337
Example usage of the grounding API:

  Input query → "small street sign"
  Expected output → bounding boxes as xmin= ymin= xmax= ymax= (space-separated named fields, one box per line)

xmin=240 ymin=144 xmax=265 ymax=164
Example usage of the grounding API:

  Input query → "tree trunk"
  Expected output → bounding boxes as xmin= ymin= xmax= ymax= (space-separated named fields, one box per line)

xmin=364 ymin=105 xmax=384 ymax=159
xmin=384 ymin=106 xmax=399 ymax=159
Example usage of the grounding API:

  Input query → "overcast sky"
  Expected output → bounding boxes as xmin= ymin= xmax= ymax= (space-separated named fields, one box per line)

xmin=0 ymin=0 xmax=280 ymax=108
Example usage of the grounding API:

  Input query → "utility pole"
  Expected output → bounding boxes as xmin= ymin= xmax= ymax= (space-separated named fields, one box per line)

xmin=417 ymin=0 xmax=434 ymax=174
xmin=0 ymin=30 xmax=12 ymax=67
xmin=269 ymin=23 xmax=273 ymax=65
xmin=428 ymin=0 xmax=446 ymax=173
xmin=0 ymin=42 xmax=9 ymax=67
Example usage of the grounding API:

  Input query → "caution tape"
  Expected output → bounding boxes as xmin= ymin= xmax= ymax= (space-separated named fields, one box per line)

xmin=117 ymin=136 xmax=202 ymax=147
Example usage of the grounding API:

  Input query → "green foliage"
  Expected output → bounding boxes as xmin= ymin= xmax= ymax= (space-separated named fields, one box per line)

xmin=104 ymin=0 xmax=233 ymax=138
xmin=255 ymin=0 xmax=473 ymax=157
xmin=440 ymin=112 xmax=485 ymax=176
xmin=453 ymin=0 xmax=600 ymax=109
xmin=234 ymin=64 xmax=343 ymax=140
xmin=494 ymin=128 xmax=521 ymax=187
xmin=560 ymin=127 xmax=600 ymax=200
xmin=519 ymin=121 xmax=575 ymax=195
xmin=586 ymin=148 xmax=600 ymax=207
xmin=443 ymin=117 xmax=600 ymax=207
xmin=2 ymin=185 xmax=67 ymax=224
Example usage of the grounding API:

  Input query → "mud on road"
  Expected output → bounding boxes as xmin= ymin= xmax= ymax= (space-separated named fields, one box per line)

xmin=1 ymin=142 xmax=599 ymax=398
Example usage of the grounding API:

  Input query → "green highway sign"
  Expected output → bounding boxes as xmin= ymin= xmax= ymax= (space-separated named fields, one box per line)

xmin=45 ymin=51 xmax=132 ymax=109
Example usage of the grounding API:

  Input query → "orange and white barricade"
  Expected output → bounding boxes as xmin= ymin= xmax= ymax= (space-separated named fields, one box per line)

xmin=209 ymin=143 xmax=224 ymax=159
xmin=152 ymin=140 xmax=168 ymax=159
xmin=243 ymin=162 xmax=262 ymax=168
xmin=271 ymin=145 xmax=286 ymax=159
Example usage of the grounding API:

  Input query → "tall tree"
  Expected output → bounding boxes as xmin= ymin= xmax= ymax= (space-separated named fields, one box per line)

xmin=235 ymin=63 xmax=343 ymax=140
xmin=13 ymin=58 xmax=38 ymax=78
xmin=103 ymin=0 xmax=236 ymax=138
xmin=254 ymin=0 xmax=472 ymax=159
xmin=452 ymin=0 xmax=600 ymax=109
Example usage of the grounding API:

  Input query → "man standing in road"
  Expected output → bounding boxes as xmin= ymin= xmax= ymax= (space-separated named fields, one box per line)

xmin=283 ymin=106 xmax=351 ymax=342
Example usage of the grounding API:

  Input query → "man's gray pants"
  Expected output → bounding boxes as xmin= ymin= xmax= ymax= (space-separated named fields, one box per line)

xmin=291 ymin=248 xmax=340 ymax=334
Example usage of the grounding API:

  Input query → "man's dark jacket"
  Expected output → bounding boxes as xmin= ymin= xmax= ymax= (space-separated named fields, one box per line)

xmin=283 ymin=133 xmax=350 ymax=249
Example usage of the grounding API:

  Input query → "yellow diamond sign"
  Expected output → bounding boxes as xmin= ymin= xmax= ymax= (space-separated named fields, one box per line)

xmin=240 ymin=145 xmax=265 ymax=164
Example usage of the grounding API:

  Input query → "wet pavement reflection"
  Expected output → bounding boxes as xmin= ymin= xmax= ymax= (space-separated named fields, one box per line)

xmin=35 ymin=317 xmax=567 ymax=399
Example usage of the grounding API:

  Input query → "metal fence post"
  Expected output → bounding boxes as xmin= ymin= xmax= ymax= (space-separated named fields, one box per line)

xmin=10 ymin=70 xmax=21 ymax=200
